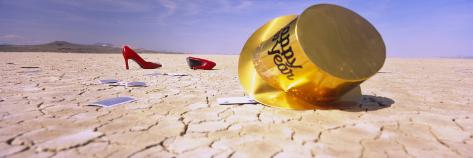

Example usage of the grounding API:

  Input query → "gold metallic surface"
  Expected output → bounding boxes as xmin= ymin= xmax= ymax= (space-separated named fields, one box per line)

xmin=238 ymin=4 xmax=385 ymax=110
xmin=298 ymin=4 xmax=386 ymax=81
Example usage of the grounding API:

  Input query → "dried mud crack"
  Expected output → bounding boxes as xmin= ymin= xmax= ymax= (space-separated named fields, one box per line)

xmin=0 ymin=53 xmax=472 ymax=157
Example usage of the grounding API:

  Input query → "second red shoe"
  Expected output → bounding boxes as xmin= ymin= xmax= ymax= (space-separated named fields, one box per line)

xmin=186 ymin=57 xmax=216 ymax=70
xmin=122 ymin=45 xmax=162 ymax=69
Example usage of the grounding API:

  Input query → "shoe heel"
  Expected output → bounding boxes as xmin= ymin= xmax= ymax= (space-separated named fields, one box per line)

xmin=125 ymin=59 xmax=129 ymax=70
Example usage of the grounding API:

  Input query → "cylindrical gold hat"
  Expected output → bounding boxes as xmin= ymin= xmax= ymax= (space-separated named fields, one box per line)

xmin=238 ymin=4 xmax=386 ymax=110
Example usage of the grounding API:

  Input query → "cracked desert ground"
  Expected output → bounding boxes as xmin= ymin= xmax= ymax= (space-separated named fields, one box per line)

xmin=0 ymin=52 xmax=472 ymax=158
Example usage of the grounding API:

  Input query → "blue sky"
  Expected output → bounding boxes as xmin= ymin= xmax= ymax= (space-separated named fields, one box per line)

xmin=0 ymin=0 xmax=472 ymax=57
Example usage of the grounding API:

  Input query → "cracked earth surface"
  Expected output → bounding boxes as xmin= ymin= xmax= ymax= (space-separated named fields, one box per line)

xmin=0 ymin=53 xmax=472 ymax=158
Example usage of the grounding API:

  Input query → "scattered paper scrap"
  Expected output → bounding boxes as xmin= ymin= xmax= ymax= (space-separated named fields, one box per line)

xmin=99 ymin=79 xmax=119 ymax=84
xmin=109 ymin=82 xmax=126 ymax=86
xmin=126 ymin=82 xmax=147 ymax=87
xmin=217 ymin=96 xmax=258 ymax=105
xmin=89 ymin=97 xmax=135 ymax=107
xmin=107 ymin=82 xmax=147 ymax=87
xmin=20 ymin=66 xmax=40 ymax=69
xmin=166 ymin=73 xmax=188 ymax=76
xmin=17 ymin=70 xmax=41 ymax=74
xmin=145 ymin=72 xmax=189 ymax=76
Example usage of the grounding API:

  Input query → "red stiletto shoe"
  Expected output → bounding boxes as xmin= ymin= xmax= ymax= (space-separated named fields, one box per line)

xmin=186 ymin=57 xmax=216 ymax=70
xmin=122 ymin=45 xmax=162 ymax=69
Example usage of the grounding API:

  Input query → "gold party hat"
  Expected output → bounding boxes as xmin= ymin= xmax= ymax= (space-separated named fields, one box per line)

xmin=238 ymin=4 xmax=386 ymax=110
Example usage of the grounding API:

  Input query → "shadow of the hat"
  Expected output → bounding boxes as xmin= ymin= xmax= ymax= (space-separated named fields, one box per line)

xmin=334 ymin=95 xmax=394 ymax=112
xmin=272 ymin=95 xmax=394 ymax=111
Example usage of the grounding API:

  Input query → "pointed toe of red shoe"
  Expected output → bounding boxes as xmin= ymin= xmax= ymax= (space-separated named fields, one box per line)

xmin=145 ymin=62 xmax=162 ymax=69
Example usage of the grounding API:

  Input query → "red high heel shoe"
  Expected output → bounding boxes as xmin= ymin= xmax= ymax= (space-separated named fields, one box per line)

xmin=186 ymin=57 xmax=216 ymax=70
xmin=122 ymin=45 xmax=162 ymax=69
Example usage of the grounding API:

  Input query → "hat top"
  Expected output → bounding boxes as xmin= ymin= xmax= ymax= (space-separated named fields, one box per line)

xmin=297 ymin=4 xmax=386 ymax=81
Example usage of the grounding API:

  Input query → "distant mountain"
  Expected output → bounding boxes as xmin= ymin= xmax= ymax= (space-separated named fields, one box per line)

xmin=93 ymin=42 xmax=114 ymax=47
xmin=454 ymin=56 xmax=473 ymax=59
xmin=0 ymin=41 xmax=182 ymax=54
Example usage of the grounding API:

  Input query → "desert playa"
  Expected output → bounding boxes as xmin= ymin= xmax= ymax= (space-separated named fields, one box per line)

xmin=0 ymin=52 xmax=472 ymax=157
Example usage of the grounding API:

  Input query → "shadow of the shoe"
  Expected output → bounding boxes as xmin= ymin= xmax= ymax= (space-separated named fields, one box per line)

xmin=189 ymin=68 xmax=220 ymax=70
xmin=336 ymin=95 xmax=394 ymax=112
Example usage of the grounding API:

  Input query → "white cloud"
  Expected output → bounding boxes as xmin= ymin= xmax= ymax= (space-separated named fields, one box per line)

xmin=156 ymin=0 xmax=254 ymax=19
xmin=48 ymin=0 xmax=156 ymax=13
xmin=235 ymin=0 xmax=252 ymax=10
xmin=210 ymin=0 xmax=253 ymax=14
xmin=0 ymin=34 xmax=22 ymax=39
xmin=158 ymin=0 xmax=177 ymax=17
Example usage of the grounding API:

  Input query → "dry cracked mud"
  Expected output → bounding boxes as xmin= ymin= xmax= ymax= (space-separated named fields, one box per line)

xmin=0 ymin=53 xmax=472 ymax=158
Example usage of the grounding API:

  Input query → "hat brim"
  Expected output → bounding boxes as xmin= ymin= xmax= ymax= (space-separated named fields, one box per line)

xmin=238 ymin=15 xmax=362 ymax=110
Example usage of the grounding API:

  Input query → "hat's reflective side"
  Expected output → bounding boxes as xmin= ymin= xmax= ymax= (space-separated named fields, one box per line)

xmin=238 ymin=15 xmax=362 ymax=110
